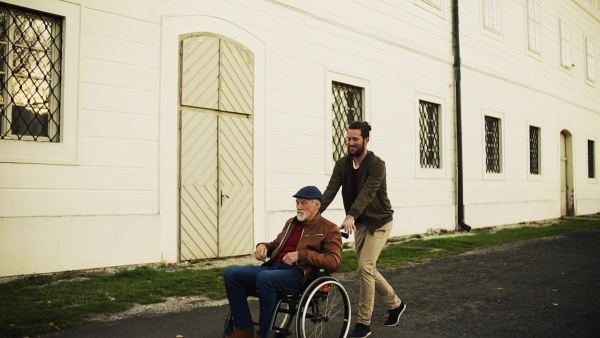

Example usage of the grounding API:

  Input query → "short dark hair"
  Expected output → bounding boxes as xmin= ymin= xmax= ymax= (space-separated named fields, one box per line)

xmin=348 ymin=121 xmax=371 ymax=139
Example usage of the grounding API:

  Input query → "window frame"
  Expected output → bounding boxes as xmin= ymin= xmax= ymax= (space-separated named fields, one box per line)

xmin=0 ymin=0 xmax=80 ymax=164
xmin=559 ymin=19 xmax=572 ymax=71
xmin=482 ymin=0 xmax=502 ymax=35
xmin=415 ymin=92 xmax=446 ymax=179
xmin=0 ymin=4 xmax=62 ymax=142
xmin=527 ymin=122 xmax=543 ymax=181
xmin=482 ymin=109 xmax=504 ymax=180
xmin=588 ymin=136 xmax=597 ymax=182
xmin=526 ymin=0 xmax=542 ymax=56
xmin=325 ymin=70 xmax=370 ymax=173
xmin=585 ymin=36 xmax=596 ymax=85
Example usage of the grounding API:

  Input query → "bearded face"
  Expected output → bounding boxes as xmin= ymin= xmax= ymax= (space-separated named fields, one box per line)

xmin=296 ymin=198 xmax=320 ymax=222
xmin=347 ymin=128 xmax=368 ymax=157
xmin=348 ymin=139 xmax=366 ymax=157
xmin=297 ymin=210 xmax=308 ymax=222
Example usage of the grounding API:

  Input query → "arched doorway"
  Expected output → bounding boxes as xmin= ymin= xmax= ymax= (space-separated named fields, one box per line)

xmin=178 ymin=34 xmax=254 ymax=260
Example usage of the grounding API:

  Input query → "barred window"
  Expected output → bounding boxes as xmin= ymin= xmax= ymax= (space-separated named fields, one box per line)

xmin=560 ymin=20 xmax=571 ymax=68
xmin=419 ymin=100 xmax=440 ymax=169
xmin=527 ymin=0 xmax=541 ymax=53
xmin=332 ymin=81 xmax=363 ymax=161
xmin=483 ymin=0 xmax=501 ymax=33
xmin=0 ymin=4 xmax=62 ymax=142
xmin=485 ymin=116 xmax=501 ymax=173
xmin=529 ymin=126 xmax=540 ymax=175
xmin=589 ymin=140 xmax=596 ymax=179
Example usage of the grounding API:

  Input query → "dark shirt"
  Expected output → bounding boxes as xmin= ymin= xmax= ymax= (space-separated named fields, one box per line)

xmin=353 ymin=167 xmax=361 ymax=223
xmin=353 ymin=167 xmax=359 ymax=201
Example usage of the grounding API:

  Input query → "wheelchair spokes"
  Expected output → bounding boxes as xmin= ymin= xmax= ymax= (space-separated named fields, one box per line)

xmin=297 ymin=280 xmax=351 ymax=338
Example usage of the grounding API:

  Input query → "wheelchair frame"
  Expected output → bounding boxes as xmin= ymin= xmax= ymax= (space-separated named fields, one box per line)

xmin=223 ymin=270 xmax=351 ymax=338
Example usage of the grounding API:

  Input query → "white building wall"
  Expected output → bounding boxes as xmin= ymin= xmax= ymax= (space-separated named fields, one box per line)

xmin=0 ymin=0 xmax=598 ymax=277
xmin=260 ymin=0 xmax=458 ymax=239
xmin=0 ymin=0 xmax=176 ymax=276
xmin=459 ymin=0 xmax=600 ymax=227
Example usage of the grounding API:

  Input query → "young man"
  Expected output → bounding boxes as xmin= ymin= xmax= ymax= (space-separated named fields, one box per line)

xmin=224 ymin=186 xmax=343 ymax=338
xmin=320 ymin=121 xmax=405 ymax=338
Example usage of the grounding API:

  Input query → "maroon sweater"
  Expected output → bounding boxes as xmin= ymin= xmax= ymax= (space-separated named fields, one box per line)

xmin=274 ymin=223 xmax=305 ymax=264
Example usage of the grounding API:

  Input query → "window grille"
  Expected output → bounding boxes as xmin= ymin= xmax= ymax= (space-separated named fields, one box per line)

xmin=586 ymin=38 xmax=595 ymax=82
xmin=485 ymin=116 xmax=501 ymax=173
xmin=589 ymin=140 xmax=596 ymax=179
xmin=0 ymin=4 xmax=62 ymax=142
xmin=529 ymin=126 xmax=540 ymax=175
xmin=527 ymin=0 xmax=541 ymax=53
xmin=419 ymin=100 xmax=440 ymax=169
xmin=560 ymin=20 xmax=571 ymax=68
xmin=332 ymin=81 xmax=363 ymax=161
xmin=484 ymin=0 xmax=501 ymax=33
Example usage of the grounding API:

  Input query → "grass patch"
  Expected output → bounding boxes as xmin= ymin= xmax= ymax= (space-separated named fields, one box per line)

xmin=337 ymin=219 xmax=599 ymax=273
xmin=1 ymin=218 xmax=598 ymax=337
xmin=0 ymin=267 xmax=226 ymax=337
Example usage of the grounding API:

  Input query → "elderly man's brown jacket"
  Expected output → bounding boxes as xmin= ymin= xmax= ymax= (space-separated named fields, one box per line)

xmin=258 ymin=214 xmax=343 ymax=280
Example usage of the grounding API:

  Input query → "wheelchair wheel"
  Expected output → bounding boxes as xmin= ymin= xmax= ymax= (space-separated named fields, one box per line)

xmin=296 ymin=277 xmax=351 ymax=338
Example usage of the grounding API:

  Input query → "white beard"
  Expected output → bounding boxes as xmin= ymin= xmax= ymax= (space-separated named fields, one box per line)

xmin=297 ymin=212 xmax=308 ymax=222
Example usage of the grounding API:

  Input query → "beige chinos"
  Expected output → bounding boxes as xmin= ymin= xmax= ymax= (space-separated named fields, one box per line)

xmin=354 ymin=221 xmax=401 ymax=325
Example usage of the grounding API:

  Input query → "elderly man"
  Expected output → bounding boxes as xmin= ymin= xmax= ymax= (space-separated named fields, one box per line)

xmin=224 ymin=186 xmax=343 ymax=338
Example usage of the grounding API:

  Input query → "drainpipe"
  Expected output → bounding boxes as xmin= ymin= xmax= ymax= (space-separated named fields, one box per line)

xmin=452 ymin=0 xmax=471 ymax=232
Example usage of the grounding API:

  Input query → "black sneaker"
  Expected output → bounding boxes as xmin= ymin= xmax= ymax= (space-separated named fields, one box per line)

xmin=349 ymin=323 xmax=371 ymax=337
xmin=384 ymin=302 xmax=406 ymax=326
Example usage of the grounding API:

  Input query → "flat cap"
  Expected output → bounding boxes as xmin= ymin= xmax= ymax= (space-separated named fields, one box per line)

xmin=293 ymin=186 xmax=322 ymax=201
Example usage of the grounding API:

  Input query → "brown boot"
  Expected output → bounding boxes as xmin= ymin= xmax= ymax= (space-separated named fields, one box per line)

xmin=229 ymin=329 xmax=254 ymax=338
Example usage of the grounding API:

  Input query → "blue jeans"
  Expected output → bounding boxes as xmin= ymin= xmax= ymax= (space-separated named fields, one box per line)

xmin=224 ymin=264 xmax=304 ymax=337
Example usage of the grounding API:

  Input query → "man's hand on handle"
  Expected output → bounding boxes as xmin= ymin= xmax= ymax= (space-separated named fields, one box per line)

xmin=341 ymin=215 xmax=356 ymax=235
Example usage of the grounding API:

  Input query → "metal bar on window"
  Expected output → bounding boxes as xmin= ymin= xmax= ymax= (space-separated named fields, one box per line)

xmin=419 ymin=100 xmax=440 ymax=169
xmin=529 ymin=126 xmax=540 ymax=175
xmin=332 ymin=81 xmax=363 ymax=161
xmin=485 ymin=116 xmax=501 ymax=173
xmin=0 ymin=4 xmax=62 ymax=142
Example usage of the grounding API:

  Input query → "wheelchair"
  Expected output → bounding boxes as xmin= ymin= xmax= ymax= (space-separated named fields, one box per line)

xmin=223 ymin=269 xmax=351 ymax=338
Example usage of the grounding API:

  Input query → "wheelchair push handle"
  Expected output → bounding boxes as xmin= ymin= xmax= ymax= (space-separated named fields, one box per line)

xmin=341 ymin=231 xmax=349 ymax=239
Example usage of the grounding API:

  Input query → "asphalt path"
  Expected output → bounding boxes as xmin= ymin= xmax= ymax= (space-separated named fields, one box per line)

xmin=42 ymin=228 xmax=600 ymax=338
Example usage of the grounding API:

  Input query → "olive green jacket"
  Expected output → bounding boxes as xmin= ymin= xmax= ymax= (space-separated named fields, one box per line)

xmin=320 ymin=151 xmax=394 ymax=234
